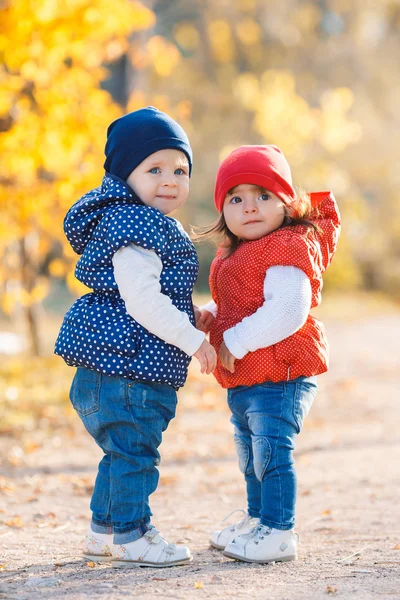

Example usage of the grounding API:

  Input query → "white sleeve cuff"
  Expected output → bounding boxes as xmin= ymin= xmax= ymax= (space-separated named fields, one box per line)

xmin=223 ymin=328 xmax=249 ymax=359
xmin=200 ymin=299 xmax=218 ymax=318
xmin=182 ymin=327 xmax=206 ymax=356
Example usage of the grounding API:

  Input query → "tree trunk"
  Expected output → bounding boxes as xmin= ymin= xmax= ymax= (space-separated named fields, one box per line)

xmin=19 ymin=236 xmax=41 ymax=356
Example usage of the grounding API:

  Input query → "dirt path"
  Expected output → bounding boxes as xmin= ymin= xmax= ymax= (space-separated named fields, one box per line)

xmin=1 ymin=313 xmax=400 ymax=599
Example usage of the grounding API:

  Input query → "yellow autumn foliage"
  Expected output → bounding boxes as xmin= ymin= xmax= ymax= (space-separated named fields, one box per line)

xmin=0 ymin=0 xmax=155 ymax=319
xmin=1 ymin=0 xmax=399 ymax=356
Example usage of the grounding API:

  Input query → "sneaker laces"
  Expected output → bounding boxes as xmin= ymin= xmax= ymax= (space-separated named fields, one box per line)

xmin=219 ymin=508 xmax=253 ymax=532
xmin=251 ymin=524 xmax=272 ymax=545
xmin=250 ymin=526 xmax=299 ymax=545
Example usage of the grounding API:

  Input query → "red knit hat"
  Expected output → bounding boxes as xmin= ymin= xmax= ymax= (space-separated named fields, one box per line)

xmin=214 ymin=145 xmax=296 ymax=213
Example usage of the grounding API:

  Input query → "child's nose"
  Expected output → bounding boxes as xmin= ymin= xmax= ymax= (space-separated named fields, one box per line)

xmin=244 ymin=202 xmax=257 ymax=213
xmin=162 ymin=175 xmax=178 ymax=187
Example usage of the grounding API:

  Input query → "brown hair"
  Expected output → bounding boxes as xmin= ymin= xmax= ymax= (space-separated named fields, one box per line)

xmin=192 ymin=189 xmax=321 ymax=258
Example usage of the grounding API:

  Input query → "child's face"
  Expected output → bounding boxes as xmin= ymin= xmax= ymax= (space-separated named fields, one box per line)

xmin=126 ymin=149 xmax=190 ymax=215
xmin=223 ymin=184 xmax=286 ymax=240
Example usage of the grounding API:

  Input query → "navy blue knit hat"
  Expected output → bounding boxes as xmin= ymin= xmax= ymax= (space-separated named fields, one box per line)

xmin=104 ymin=106 xmax=193 ymax=180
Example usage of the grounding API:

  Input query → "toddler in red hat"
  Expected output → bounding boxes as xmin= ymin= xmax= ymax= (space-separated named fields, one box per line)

xmin=196 ymin=144 xmax=341 ymax=564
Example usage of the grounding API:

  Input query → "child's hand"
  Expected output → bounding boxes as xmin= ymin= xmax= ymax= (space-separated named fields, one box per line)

xmin=194 ymin=305 xmax=203 ymax=330
xmin=219 ymin=341 xmax=236 ymax=373
xmin=194 ymin=305 xmax=215 ymax=333
xmin=193 ymin=339 xmax=217 ymax=374
xmin=199 ymin=310 xmax=215 ymax=333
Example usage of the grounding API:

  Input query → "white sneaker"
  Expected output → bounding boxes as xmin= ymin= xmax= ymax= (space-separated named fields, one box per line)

xmin=83 ymin=528 xmax=115 ymax=563
xmin=210 ymin=509 xmax=260 ymax=550
xmin=112 ymin=527 xmax=192 ymax=568
xmin=223 ymin=524 xmax=298 ymax=563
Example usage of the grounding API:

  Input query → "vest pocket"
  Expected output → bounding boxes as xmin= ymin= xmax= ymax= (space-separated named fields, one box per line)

xmin=70 ymin=367 xmax=101 ymax=417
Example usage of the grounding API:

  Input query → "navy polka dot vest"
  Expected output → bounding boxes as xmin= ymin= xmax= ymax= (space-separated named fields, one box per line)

xmin=55 ymin=174 xmax=199 ymax=389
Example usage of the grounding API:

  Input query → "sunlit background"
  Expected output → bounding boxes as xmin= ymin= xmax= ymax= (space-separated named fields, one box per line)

xmin=1 ymin=0 xmax=399 ymax=464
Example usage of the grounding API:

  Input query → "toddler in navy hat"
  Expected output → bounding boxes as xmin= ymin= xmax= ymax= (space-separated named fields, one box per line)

xmin=104 ymin=105 xmax=193 ymax=180
xmin=55 ymin=107 xmax=216 ymax=567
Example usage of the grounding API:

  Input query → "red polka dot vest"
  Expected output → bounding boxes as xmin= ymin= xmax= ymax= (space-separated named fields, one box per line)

xmin=209 ymin=192 xmax=341 ymax=389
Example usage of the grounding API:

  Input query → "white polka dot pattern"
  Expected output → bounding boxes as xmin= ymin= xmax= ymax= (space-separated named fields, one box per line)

xmin=209 ymin=192 xmax=341 ymax=389
xmin=55 ymin=174 xmax=199 ymax=390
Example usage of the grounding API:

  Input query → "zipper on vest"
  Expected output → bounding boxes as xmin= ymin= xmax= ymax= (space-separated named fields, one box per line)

xmin=287 ymin=366 xmax=291 ymax=381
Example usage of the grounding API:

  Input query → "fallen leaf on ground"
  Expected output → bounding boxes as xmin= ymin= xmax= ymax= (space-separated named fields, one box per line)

xmin=159 ymin=475 xmax=178 ymax=486
xmin=24 ymin=441 xmax=41 ymax=453
xmin=194 ymin=581 xmax=204 ymax=589
xmin=86 ymin=561 xmax=96 ymax=568
xmin=5 ymin=517 xmax=22 ymax=528
xmin=0 ymin=481 xmax=15 ymax=495
xmin=326 ymin=585 xmax=337 ymax=594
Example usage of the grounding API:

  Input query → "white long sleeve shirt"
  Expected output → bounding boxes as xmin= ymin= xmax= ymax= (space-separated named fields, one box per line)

xmin=112 ymin=244 xmax=205 ymax=357
xmin=203 ymin=266 xmax=312 ymax=359
xmin=113 ymin=244 xmax=311 ymax=361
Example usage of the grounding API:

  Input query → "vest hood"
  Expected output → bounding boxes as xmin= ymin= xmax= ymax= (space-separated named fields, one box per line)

xmin=63 ymin=174 xmax=142 ymax=255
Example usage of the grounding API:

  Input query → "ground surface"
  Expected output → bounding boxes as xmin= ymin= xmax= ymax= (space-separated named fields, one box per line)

xmin=1 ymin=307 xmax=400 ymax=599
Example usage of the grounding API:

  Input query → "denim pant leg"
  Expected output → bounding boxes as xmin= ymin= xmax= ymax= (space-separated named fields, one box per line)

xmin=229 ymin=377 xmax=317 ymax=531
xmin=228 ymin=391 xmax=261 ymax=518
xmin=70 ymin=368 xmax=112 ymax=531
xmin=69 ymin=368 xmax=177 ymax=544
xmin=109 ymin=380 xmax=177 ymax=544
xmin=91 ymin=454 xmax=112 ymax=531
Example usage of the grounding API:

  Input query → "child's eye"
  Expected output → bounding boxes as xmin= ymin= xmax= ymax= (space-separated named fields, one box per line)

xmin=149 ymin=167 xmax=161 ymax=174
xmin=175 ymin=168 xmax=187 ymax=175
xmin=230 ymin=196 xmax=242 ymax=204
xmin=259 ymin=193 xmax=270 ymax=201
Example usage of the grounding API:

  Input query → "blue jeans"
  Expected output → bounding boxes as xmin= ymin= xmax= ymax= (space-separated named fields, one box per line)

xmin=70 ymin=367 xmax=177 ymax=544
xmin=227 ymin=376 xmax=317 ymax=530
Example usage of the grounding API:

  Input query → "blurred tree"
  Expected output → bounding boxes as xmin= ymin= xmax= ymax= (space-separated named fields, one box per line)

xmin=2 ymin=0 xmax=400 ymax=357
xmin=129 ymin=0 xmax=400 ymax=296
xmin=0 ymin=0 xmax=155 ymax=353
